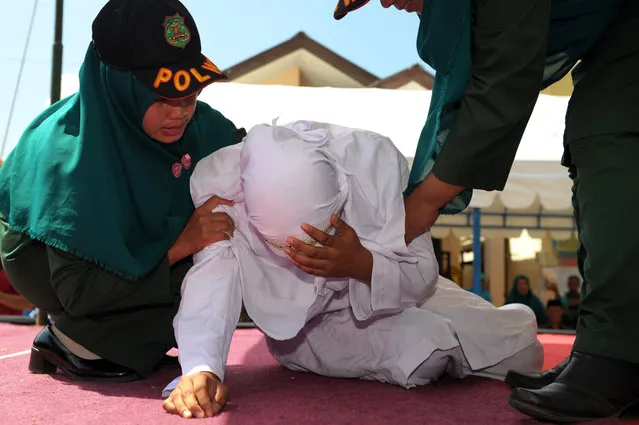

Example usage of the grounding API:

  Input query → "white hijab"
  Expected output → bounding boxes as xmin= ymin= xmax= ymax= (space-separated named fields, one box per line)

xmin=240 ymin=122 xmax=348 ymax=253
xmin=190 ymin=121 xmax=419 ymax=340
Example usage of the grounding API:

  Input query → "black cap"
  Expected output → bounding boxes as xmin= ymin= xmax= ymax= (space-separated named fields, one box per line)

xmin=334 ymin=0 xmax=371 ymax=20
xmin=92 ymin=0 xmax=227 ymax=99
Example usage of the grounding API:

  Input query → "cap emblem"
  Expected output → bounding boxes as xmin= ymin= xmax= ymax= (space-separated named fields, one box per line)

xmin=163 ymin=13 xmax=191 ymax=48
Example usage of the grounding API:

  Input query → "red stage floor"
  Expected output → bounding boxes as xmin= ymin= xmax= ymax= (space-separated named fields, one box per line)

xmin=0 ymin=324 xmax=634 ymax=425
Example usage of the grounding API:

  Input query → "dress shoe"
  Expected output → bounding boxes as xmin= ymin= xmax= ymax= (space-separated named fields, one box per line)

xmin=155 ymin=354 xmax=180 ymax=370
xmin=29 ymin=326 xmax=140 ymax=382
xmin=509 ymin=351 xmax=639 ymax=423
xmin=505 ymin=355 xmax=569 ymax=389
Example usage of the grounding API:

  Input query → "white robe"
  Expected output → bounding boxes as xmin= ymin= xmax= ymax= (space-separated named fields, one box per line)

xmin=163 ymin=121 xmax=541 ymax=397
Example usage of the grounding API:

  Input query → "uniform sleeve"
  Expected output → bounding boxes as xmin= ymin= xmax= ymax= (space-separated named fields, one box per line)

xmin=173 ymin=243 xmax=242 ymax=382
xmin=349 ymin=234 xmax=439 ymax=320
xmin=47 ymin=247 xmax=181 ymax=317
xmin=432 ymin=0 xmax=551 ymax=190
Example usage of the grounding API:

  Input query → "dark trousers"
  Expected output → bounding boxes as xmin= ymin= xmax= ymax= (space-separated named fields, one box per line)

xmin=563 ymin=0 xmax=639 ymax=363
xmin=0 ymin=230 xmax=190 ymax=376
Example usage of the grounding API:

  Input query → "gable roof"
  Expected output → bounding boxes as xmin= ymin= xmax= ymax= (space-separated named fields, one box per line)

xmin=223 ymin=32 xmax=379 ymax=86
xmin=370 ymin=64 xmax=434 ymax=89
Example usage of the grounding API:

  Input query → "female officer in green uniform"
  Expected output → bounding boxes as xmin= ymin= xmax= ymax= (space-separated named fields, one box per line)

xmin=333 ymin=0 xmax=639 ymax=422
xmin=0 ymin=0 xmax=237 ymax=385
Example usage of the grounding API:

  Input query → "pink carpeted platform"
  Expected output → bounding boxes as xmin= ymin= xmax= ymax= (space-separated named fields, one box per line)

xmin=0 ymin=324 xmax=635 ymax=425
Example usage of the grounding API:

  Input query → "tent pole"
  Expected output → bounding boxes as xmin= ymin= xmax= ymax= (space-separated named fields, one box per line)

xmin=472 ymin=208 xmax=482 ymax=293
xmin=36 ymin=0 xmax=63 ymax=327
xmin=50 ymin=0 xmax=64 ymax=105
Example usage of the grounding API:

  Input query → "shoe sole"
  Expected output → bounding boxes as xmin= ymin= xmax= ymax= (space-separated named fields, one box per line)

xmin=508 ymin=394 xmax=601 ymax=423
xmin=156 ymin=356 xmax=180 ymax=370
xmin=30 ymin=346 xmax=142 ymax=383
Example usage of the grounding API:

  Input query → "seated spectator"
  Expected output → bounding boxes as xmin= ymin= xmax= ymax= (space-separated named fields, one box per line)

xmin=563 ymin=275 xmax=582 ymax=329
xmin=565 ymin=275 xmax=581 ymax=301
xmin=506 ymin=275 xmax=547 ymax=326
xmin=544 ymin=299 xmax=570 ymax=330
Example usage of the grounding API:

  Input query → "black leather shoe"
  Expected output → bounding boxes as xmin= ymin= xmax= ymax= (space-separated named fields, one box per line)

xmin=505 ymin=355 xmax=569 ymax=389
xmin=509 ymin=351 xmax=639 ymax=423
xmin=155 ymin=354 xmax=180 ymax=370
xmin=29 ymin=326 xmax=140 ymax=382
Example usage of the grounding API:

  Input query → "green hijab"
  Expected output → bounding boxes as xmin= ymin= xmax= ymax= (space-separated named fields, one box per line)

xmin=506 ymin=274 xmax=547 ymax=324
xmin=0 ymin=44 xmax=237 ymax=279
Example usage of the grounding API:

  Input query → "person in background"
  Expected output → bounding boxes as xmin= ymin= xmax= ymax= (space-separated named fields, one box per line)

xmin=563 ymin=275 xmax=581 ymax=329
xmin=544 ymin=299 xmax=569 ymax=330
xmin=0 ymin=0 xmax=236 ymax=384
xmin=505 ymin=275 xmax=547 ymax=326
xmin=0 ymin=269 xmax=33 ymax=316
xmin=565 ymin=275 xmax=582 ymax=300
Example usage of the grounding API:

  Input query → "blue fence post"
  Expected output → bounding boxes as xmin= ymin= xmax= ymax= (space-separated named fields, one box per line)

xmin=472 ymin=208 xmax=482 ymax=294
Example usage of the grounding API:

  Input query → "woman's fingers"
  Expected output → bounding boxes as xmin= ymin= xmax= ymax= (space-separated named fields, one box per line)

xmin=284 ymin=247 xmax=329 ymax=271
xmin=199 ymin=195 xmax=234 ymax=212
xmin=183 ymin=388 xmax=207 ymax=419
xmin=212 ymin=382 xmax=231 ymax=415
xmin=193 ymin=376 xmax=215 ymax=418
xmin=171 ymin=392 xmax=193 ymax=419
xmin=162 ymin=397 xmax=178 ymax=415
xmin=285 ymin=238 xmax=330 ymax=259
xmin=290 ymin=259 xmax=327 ymax=277
xmin=209 ymin=212 xmax=235 ymax=228
xmin=198 ymin=213 xmax=235 ymax=236
xmin=299 ymin=223 xmax=334 ymax=247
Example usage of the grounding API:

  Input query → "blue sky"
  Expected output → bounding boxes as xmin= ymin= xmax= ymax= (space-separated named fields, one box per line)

xmin=0 ymin=0 xmax=425 ymax=156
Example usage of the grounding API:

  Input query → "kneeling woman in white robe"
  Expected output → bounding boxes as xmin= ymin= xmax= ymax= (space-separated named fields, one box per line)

xmin=162 ymin=121 xmax=543 ymax=418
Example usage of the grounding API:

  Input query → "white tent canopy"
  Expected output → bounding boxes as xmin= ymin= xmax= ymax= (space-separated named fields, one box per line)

xmin=200 ymin=83 xmax=575 ymax=239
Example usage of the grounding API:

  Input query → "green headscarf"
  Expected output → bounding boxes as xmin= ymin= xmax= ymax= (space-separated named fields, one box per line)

xmin=0 ymin=44 xmax=237 ymax=279
xmin=506 ymin=274 xmax=547 ymax=324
